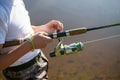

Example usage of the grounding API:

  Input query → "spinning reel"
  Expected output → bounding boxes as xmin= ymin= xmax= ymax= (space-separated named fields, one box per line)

xmin=49 ymin=30 xmax=84 ymax=57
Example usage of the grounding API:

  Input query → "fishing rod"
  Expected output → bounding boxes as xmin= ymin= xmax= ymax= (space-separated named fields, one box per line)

xmin=49 ymin=23 xmax=120 ymax=57
xmin=48 ymin=23 xmax=120 ymax=39
xmin=3 ymin=23 xmax=120 ymax=49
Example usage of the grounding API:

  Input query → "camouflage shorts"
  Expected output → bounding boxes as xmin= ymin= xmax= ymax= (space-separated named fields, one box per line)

xmin=2 ymin=52 xmax=48 ymax=80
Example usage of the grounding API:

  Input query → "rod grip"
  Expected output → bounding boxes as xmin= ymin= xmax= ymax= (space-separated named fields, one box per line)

xmin=48 ymin=27 xmax=87 ymax=39
xmin=69 ymin=27 xmax=87 ymax=35
xmin=3 ymin=40 xmax=21 ymax=48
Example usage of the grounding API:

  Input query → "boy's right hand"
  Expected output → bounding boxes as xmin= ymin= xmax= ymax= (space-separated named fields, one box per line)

xmin=33 ymin=32 xmax=53 ymax=49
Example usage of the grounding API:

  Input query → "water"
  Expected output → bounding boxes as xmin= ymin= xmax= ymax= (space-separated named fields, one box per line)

xmin=24 ymin=0 xmax=120 ymax=80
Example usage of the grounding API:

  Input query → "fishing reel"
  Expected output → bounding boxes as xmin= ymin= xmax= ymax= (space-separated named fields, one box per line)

xmin=50 ymin=37 xmax=84 ymax=57
xmin=49 ymin=28 xmax=86 ymax=57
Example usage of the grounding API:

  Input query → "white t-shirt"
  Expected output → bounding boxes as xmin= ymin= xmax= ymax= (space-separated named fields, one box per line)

xmin=0 ymin=0 xmax=39 ymax=66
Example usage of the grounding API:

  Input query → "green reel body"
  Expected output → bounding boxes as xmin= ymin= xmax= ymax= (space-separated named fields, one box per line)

xmin=50 ymin=42 xmax=84 ymax=57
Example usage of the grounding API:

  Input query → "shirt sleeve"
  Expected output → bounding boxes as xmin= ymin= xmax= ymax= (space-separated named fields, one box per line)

xmin=0 ymin=6 xmax=8 ymax=44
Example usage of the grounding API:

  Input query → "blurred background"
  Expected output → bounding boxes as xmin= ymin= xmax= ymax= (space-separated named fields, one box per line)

xmin=24 ymin=0 xmax=120 ymax=80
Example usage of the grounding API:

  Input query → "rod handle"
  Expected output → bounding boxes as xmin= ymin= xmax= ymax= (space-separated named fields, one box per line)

xmin=48 ymin=27 xmax=87 ymax=39
xmin=69 ymin=27 xmax=87 ymax=35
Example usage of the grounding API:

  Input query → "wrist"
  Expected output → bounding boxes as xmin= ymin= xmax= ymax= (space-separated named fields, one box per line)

xmin=25 ymin=36 xmax=35 ymax=51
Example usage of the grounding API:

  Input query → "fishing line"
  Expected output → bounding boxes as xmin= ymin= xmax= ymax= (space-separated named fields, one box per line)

xmin=83 ymin=34 xmax=120 ymax=44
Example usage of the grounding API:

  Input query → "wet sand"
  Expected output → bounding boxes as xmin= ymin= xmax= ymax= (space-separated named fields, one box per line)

xmin=24 ymin=0 xmax=120 ymax=80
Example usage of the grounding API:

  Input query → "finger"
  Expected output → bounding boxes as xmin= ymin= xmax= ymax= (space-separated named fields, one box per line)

xmin=38 ymin=32 xmax=52 ymax=41
xmin=48 ymin=20 xmax=63 ymax=30
xmin=42 ymin=35 xmax=53 ymax=43
xmin=57 ymin=21 xmax=64 ymax=32
xmin=38 ymin=32 xmax=48 ymax=36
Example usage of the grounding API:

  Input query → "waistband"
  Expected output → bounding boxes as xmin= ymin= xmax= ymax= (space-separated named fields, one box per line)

xmin=6 ymin=52 xmax=41 ymax=72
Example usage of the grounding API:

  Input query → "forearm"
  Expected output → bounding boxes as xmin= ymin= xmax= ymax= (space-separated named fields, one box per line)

xmin=0 ymin=41 xmax=32 ymax=70
xmin=32 ymin=20 xmax=63 ymax=34
xmin=32 ymin=25 xmax=48 ymax=34
xmin=32 ymin=25 xmax=40 ymax=33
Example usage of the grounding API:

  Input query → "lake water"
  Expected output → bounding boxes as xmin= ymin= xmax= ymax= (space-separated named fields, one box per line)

xmin=24 ymin=0 xmax=120 ymax=80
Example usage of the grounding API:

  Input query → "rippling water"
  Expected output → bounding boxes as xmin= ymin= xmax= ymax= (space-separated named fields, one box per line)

xmin=24 ymin=0 xmax=120 ymax=80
